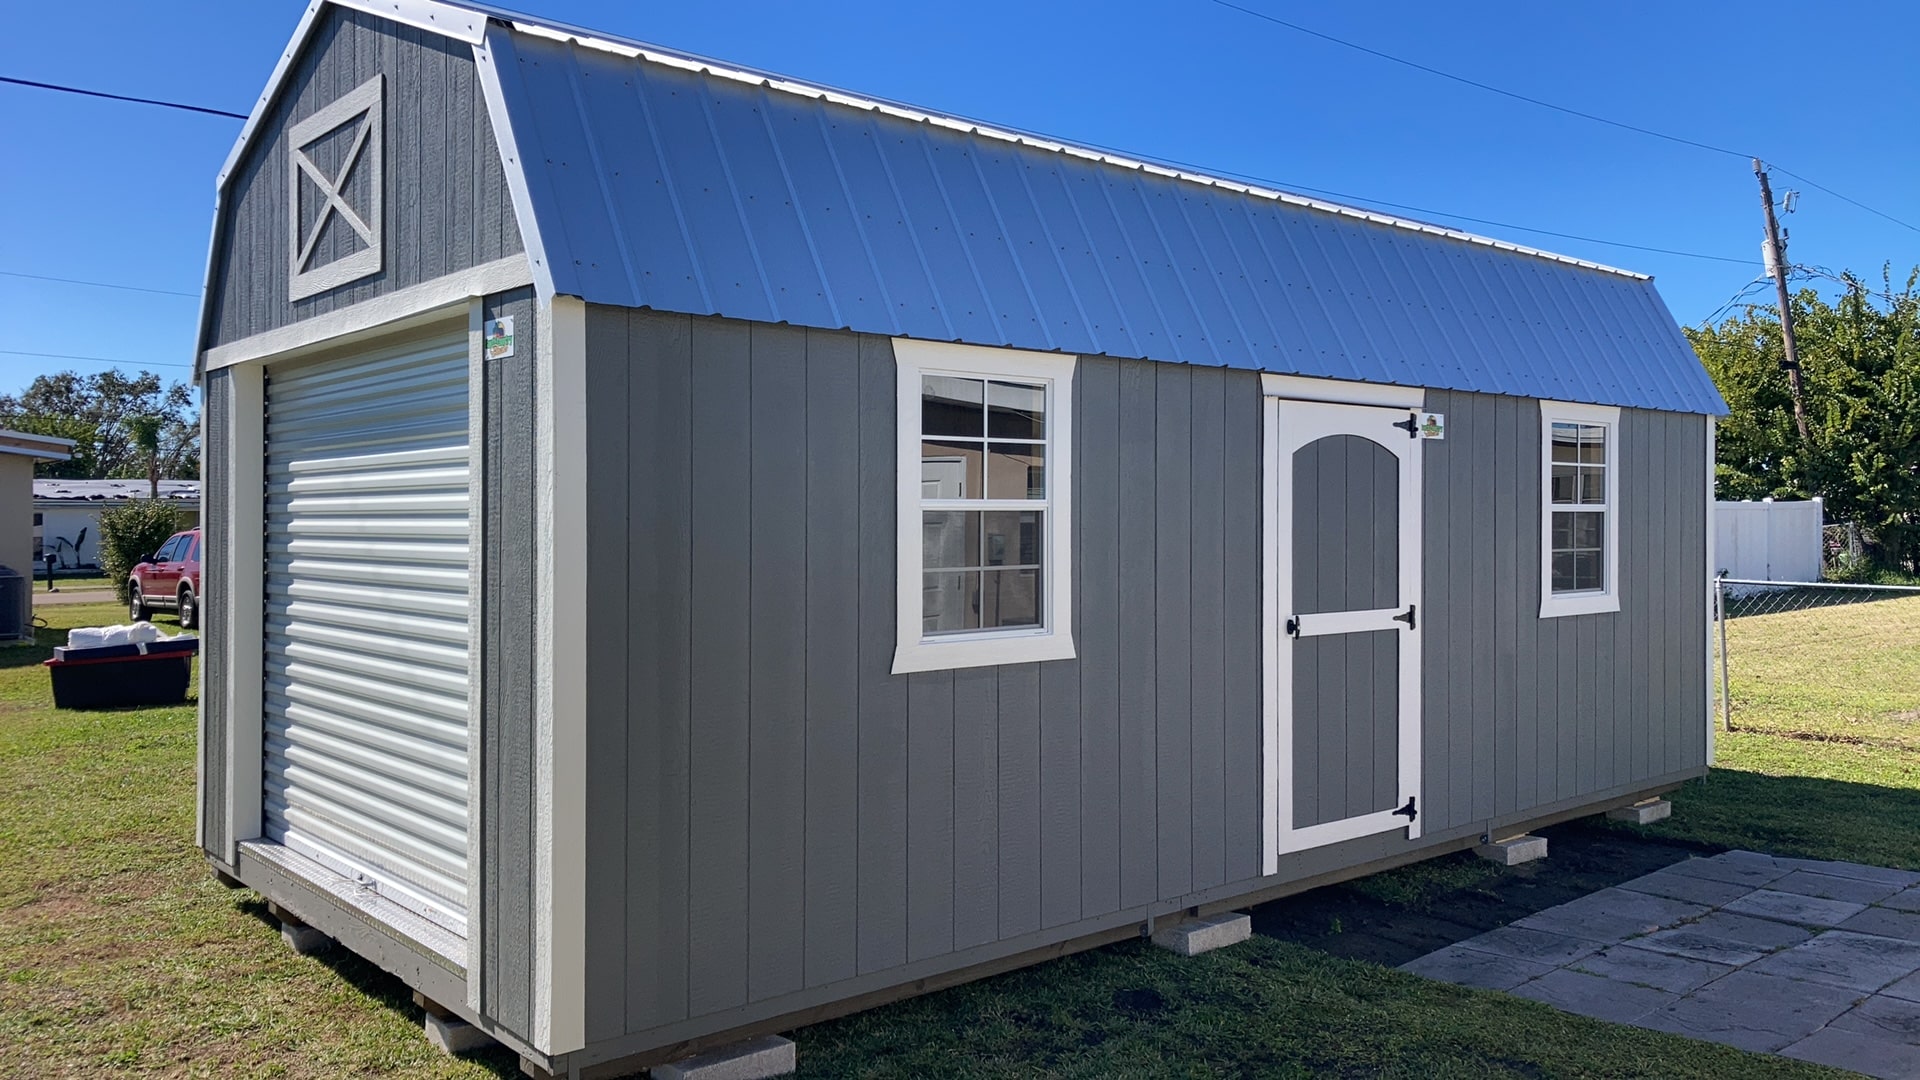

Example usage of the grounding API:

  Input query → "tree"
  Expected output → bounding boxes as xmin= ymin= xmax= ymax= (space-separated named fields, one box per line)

xmin=0 ymin=369 xmax=198 ymax=481
xmin=1687 ymin=265 xmax=1920 ymax=571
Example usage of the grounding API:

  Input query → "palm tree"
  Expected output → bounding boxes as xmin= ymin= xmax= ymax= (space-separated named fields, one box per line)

xmin=128 ymin=415 xmax=162 ymax=500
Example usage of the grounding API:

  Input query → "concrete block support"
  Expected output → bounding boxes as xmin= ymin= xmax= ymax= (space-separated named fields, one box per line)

xmin=651 ymin=1035 xmax=797 ymax=1080
xmin=1476 ymin=834 xmax=1549 ymax=866
xmin=1150 ymin=912 xmax=1253 ymax=956
xmin=1607 ymin=798 xmax=1673 ymax=825
xmin=425 ymin=1012 xmax=495 ymax=1055
xmin=268 ymin=902 xmax=333 ymax=955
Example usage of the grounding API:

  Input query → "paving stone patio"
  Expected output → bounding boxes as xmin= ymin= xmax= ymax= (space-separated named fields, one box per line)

xmin=1401 ymin=850 xmax=1920 ymax=1079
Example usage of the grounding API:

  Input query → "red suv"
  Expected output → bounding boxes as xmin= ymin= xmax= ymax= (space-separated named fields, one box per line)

xmin=129 ymin=528 xmax=202 ymax=630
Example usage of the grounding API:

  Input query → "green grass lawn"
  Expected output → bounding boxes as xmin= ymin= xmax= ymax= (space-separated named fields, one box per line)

xmin=0 ymin=603 xmax=1874 ymax=1078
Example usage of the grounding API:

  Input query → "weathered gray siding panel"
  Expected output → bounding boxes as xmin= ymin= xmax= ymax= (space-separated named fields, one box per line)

xmin=687 ymin=318 xmax=753 ymax=1016
xmin=1076 ymin=358 xmax=1121 ymax=920
xmin=747 ymin=324 xmax=808 ymax=1003
xmin=1154 ymin=363 xmax=1193 ymax=901
xmin=200 ymin=369 xmax=232 ymax=860
xmin=203 ymin=7 xmax=523 ymax=351
xmin=1420 ymin=391 xmax=1709 ymax=833
xmin=479 ymin=287 xmax=536 ymax=1040
xmin=1188 ymin=367 xmax=1227 ymax=892
xmin=1116 ymin=360 xmax=1158 ymax=910
xmin=1221 ymin=380 xmax=1265 ymax=886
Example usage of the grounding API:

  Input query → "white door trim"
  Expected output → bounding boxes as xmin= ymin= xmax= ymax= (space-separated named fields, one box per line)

xmin=1262 ymin=398 xmax=1425 ymax=873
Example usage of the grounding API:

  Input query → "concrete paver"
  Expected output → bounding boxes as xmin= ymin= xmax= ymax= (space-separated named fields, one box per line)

xmin=1768 ymin=869 xmax=1907 ymax=906
xmin=1723 ymin=888 xmax=1868 ymax=928
xmin=1511 ymin=887 xmax=1708 ymax=944
xmin=1841 ymin=907 xmax=1920 ymax=944
xmin=1614 ymin=869 xmax=1754 ymax=907
xmin=1401 ymin=850 xmax=1920 ymax=1071
xmin=1398 ymin=943 xmax=1555 ymax=991
xmin=1510 ymin=967 xmax=1676 ymax=1025
xmin=1635 ymin=969 xmax=1858 ymax=1053
xmin=1745 ymin=930 xmax=1920 ymax=993
xmin=1780 ymin=1027 xmax=1920 ymax=1080
xmin=1634 ymin=911 xmax=1812 ymax=966
xmin=1569 ymin=944 xmax=1734 ymax=995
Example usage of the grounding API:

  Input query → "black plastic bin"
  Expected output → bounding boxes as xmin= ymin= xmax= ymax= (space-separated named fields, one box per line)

xmin=45 ymin=638 xmax=198 ymax=709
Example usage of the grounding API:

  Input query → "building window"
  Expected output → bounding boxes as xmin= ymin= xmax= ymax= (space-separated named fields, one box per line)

xmin=1539 ymin=401 xmax=1621 ymax=618
xmin=893 ymin=340 xmax=1075 ymax=674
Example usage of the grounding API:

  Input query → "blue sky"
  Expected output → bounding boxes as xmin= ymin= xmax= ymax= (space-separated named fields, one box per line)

xmin=2 ymin=0 xmax=1915 ymax=398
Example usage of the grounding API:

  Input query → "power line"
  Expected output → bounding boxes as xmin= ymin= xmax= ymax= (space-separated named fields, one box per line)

xmin=0 ymin=350 xmax=193 ymax=370
xmin=1698 ymin=276 xmax=1772 ymax=327
xmin=1770 ymin=165 xmax=1920 ymax=235
xmin=0 ymin=269 xmax=198 ymax=299
xmin=1208 ymin=0 xmax=1920 ymax=236
xmin=0 ymin=74 xmax=249 ymax=120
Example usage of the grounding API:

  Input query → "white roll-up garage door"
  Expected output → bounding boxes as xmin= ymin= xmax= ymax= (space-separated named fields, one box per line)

xmin=262 ymin=332 xmax=472 ymax=937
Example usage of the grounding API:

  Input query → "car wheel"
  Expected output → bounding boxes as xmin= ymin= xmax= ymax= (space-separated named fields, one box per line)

xmin=129 ymin=583 xmax=150 ymax=622
xmin=178 ymin=587 xmax=198 ymax=630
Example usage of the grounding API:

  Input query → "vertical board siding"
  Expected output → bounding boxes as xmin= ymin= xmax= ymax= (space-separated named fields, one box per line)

xmin=479 ymin=288 xmax=536 ymax=1040
xmin=583 ymin=311 xmax=1267 ymax=1039
xmin=203 ymin=6 xmax=523 ymax=350
xmin=578 ymin=315 xmax=1707 ymax=1047
xmin=200 ymin=370 xmax=232 ymax=860
xmin=1419 ymin=390 xmax=1709 ymax=833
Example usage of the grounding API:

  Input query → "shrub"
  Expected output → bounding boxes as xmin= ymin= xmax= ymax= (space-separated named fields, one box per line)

xmin=98 ymin=501 xmax=183 ymax=604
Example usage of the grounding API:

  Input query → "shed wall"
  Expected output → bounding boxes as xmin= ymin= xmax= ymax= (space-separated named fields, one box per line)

xmin=200 ymin=369 xmax=232 ymax=859
xmin=578 ymin=308 xmax=1710 ymax=1057
xmin=479 ymin=288 xmax=538 ymax=1041
xmin=202 ymin=5 xmax=522 ymax=351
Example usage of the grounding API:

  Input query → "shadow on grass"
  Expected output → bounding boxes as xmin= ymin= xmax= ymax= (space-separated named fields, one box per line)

xmin=236 ymin=897 xmax=521 ymax=1078
xmin=1648 ymin=766 xmax=1920 ymax=871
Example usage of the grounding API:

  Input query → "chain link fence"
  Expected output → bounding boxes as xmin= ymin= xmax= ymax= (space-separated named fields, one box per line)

xmin=1714 ymin=576 xmax=1920 ymax=734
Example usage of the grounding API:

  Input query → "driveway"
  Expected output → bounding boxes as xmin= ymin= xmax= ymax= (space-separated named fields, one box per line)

xmin=1403 ymin=850 xmax=1920 ymax=1078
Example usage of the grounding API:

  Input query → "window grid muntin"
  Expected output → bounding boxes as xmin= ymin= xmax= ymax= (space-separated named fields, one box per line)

xmin=919 ymin=370 xmax=1054 ymax=635
xmin=1547 ymin=418 xmax=1612 ymax=596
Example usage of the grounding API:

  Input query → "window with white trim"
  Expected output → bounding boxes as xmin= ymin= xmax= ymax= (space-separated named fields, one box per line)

xmin=1539 ymin=401 xmax=1621 ymax=618
xmin=893 ymin=340 xmax=1075 ymax=674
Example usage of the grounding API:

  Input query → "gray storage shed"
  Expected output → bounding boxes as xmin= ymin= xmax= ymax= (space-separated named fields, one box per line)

xmin=195 ymin=1 xmax=1728 ymax=1074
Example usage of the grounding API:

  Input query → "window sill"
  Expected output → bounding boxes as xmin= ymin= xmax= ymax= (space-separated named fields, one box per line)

xmin=1539 ymin=591 xmax=1620 ymax=619
xmin=891 ymin=629 xmax=1077 ymax=674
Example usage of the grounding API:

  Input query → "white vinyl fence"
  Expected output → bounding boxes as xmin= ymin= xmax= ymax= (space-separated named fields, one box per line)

xmin=1715 ymin=498 xmax=1823 ymax=583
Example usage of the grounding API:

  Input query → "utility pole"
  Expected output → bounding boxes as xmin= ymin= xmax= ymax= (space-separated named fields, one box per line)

xmin=1754 ymin=159 xmax=1811 ymax=444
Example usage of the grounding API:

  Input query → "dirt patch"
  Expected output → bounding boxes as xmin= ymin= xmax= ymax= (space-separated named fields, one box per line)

xmin=1249 ymin=820 xmax=1716 ymax=968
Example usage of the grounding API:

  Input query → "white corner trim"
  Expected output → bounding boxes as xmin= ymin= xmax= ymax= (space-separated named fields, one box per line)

xmin=890 ymin=339 xmax=1076 ymax=676
xmin=224 ymin=363 xmax=268 ymax=863
xmin=464 ymin=297 xmax=487 ymax=1008
xmin=201 ymin=255 xmax=532 ymax=371
xmin=1260 ymin=373 xmax=1425 ymax=409
xmin=1705 ymin=415 xmax=1717 ymax=767
xmin=473 ymin=28 xmax=557 ymax=303
xmin=537 ymin=295 xmax=588 ymax=1054
xmin=1538 ymin=400 xmax=1622 ymax=619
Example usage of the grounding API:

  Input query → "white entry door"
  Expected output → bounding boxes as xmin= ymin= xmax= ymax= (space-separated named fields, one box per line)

xmin=1264 ymin=398 xmax=1423 ymax=869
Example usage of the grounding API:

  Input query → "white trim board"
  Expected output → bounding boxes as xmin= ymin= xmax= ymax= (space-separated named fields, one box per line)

xmin=1260 ymin=373 xmax=1425 ymax=409
xmin=201 ymin=255 xmax=532 ymax=372
xmin=891 ymin=339 xmax=1076 ymax=675
xmin=1262 ymin=398 xmax=1424 ymax=873
xmin=472 ymin=27 xmax=557 ymax=303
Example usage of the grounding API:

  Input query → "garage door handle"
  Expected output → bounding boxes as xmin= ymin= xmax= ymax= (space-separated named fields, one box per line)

xmin=1390 ymin=604 xmax=1416 ymax=630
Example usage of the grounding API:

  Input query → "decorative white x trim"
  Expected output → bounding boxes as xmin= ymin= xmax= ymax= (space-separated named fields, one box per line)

xmin=287 ymin=75 xmax=384 ymax=301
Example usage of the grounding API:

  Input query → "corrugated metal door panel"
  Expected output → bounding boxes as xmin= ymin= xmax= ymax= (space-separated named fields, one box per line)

xmin=261 ymin=333 xmax=472 ymax=938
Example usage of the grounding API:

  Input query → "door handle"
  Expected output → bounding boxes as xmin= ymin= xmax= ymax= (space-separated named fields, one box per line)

xmin=1390 ymin=604 xmax=1416 ymax=630
xmin=1285 ymin=616 xmax=1300 ymax=638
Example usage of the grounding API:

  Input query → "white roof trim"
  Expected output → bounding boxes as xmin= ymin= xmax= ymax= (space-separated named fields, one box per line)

xmin=505 ymin=19 xmax=1648 ymax=281
xmin=0 ymin=429 xmax=76 ymax=462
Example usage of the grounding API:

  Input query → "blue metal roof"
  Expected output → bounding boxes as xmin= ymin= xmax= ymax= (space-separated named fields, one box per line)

xmin=488 ymin=27 xmax=1726 ymax=415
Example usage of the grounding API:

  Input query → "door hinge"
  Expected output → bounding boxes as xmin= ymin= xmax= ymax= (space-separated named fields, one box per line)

xmin=1393 ymin=796 xmax=1417 ymax=822
xmin=1391 ymin=603 xmax=1416 ymax=630
xmin=1285 ymin=616 xmax=1301 ymax=638
xmin=1392 ymin=412 xmax=1419 ymax=438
